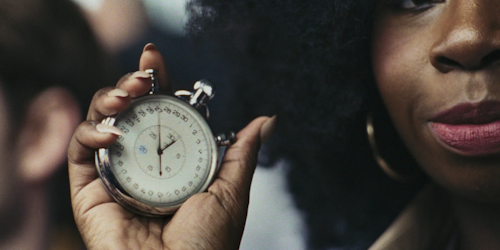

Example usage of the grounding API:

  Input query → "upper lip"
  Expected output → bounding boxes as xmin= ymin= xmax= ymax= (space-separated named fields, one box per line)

xmin=430 ymin=101 xmax=500 ymax=124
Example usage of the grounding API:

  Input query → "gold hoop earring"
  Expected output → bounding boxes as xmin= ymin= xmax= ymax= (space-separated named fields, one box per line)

xmin=366 ymin=114 xmax=406 ymax=182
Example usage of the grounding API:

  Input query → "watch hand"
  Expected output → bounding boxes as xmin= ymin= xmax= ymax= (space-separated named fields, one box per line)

xmin=157 ymin=112 xmax=162 ymax=176
xmin=158 ymin=149 xmax=163 ymax=176
xmin=161 ymin=139 xmax=177 ymax=153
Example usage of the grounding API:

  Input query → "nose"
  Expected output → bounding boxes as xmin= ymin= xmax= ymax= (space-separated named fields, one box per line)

xmin=430 ymin=1 xmax=500 ymax=72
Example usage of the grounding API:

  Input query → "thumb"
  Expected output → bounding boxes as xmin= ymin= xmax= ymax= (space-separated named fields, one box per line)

xmin=209 ymin=115 xmax=276 ymax=208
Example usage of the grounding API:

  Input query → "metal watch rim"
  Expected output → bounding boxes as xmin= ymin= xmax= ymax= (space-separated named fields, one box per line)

xmin=95 ymin=94 xmax=218 ymax=216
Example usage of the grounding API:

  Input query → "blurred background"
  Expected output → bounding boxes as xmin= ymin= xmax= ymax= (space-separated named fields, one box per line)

xmin=72 ymin=1 xmax=306 ymax=249
xmin=0 ymin=1 xmax=304 ymax=249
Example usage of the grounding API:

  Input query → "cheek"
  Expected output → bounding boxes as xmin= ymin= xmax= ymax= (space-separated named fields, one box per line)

xmin=372 ymin=22 xmax=432 ymax=106
xmin=372 ymin=24 xmax=453 ymax=182
xmin=371 ymin=25 xmax=429 ymax=146
xmin=371 ymin=21 xmax=452 ymax=187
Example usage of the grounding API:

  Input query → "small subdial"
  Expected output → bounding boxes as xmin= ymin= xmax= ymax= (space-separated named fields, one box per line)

xmin=134 ymin=125 xmax=186 ymax=179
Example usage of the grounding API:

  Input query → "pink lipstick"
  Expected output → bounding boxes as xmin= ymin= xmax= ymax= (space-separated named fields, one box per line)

xmin=429 ymin=101 xmax=500 ymax=156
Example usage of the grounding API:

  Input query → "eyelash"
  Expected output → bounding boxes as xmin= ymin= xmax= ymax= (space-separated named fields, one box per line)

xmin=385 ymin=0 xmax=444 ymax=11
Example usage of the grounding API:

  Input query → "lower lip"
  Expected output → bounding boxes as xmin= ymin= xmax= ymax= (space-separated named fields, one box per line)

xmin=429 ymin=121 xmax=500 ymax=156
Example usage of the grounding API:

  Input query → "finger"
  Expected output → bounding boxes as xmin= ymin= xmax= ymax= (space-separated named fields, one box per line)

xmin=87 ymin=71 xmax=156 ymax=121
xmin=87 ymin=87 xmax=129 ymax=121
xmin=86 ymin=86 xmax=130 ymax=121
xmin=68 ymin=121 xmax=123 ymax=196
xmin=115 ymin=70 xmax=157 ymax=98
xmin=209 ymin=116 xmax=276 ymax=203
xmin=139 ymin=43 xmax=170 ymax=92
xmin=87 ymin=44 xmax=170 ymax=122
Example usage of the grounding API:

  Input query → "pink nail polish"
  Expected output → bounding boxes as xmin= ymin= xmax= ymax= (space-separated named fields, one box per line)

xmin=107 ymin=88 xmax=129 ymax=97
xmin=130 ymin=71 xmax=151 ymax=79
xmin=96 ymin=124 xmax=123 ymax=136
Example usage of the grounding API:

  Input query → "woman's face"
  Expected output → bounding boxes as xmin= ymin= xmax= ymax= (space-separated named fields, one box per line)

xmin=372 ymin=0 xmax=500 ymax=202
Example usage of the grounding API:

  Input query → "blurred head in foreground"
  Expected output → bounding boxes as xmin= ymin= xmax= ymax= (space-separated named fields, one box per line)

xmin=0 ymin=0 xmax=114 ymax=248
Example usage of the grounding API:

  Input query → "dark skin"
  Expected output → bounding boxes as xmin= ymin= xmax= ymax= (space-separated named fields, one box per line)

xmin=68 ymin=44 xmax=273 ymax=249
xmin=373 ymin=0 xmax=500 ymax=249
xmin=69 ymin=0 xmax=500 ymax=249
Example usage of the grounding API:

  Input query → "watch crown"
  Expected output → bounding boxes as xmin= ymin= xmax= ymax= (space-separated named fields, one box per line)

xmin=174 ymin=79 xmax=216 ymax=120
xmin=194 ymin=79 xmax=215 ymax=99
xmin=215 ymin=132 xmax=236 ymax=147
xmin=190 ymin=79 xmax=215 ymax=109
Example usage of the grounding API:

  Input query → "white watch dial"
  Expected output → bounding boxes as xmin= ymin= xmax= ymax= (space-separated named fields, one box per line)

xmin=106 ymin=95 xmax=217 ymax=208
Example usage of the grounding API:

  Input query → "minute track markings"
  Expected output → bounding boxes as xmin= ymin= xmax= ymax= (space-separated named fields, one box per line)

xmin=99 ymin=91 xmax=218 ymax=213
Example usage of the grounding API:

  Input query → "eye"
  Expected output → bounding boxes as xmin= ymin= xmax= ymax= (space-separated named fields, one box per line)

xmin=385 ymin=0 xmax=444 ymax=11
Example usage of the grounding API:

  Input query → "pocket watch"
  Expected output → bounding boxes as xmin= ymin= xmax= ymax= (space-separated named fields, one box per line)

xmin=96 ymin=69 xmax=235 ymax=216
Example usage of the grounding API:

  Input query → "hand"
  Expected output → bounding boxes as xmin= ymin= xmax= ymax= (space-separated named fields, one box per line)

xmin=67 ymin=43 xmax=275 ymax=250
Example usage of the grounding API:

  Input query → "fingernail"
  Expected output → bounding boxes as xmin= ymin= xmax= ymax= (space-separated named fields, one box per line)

xmin=130 ymin=71 xmax=151 ymax=79
xmin=107 ymin=88 xmax=129 ymax=97
xmin=143 ymin=43 xmax=157 ymax=52
xmin=260 ymin=115 xmax=276 ymax=145
xmin=96 ymin=124 xmax=124 ymax=136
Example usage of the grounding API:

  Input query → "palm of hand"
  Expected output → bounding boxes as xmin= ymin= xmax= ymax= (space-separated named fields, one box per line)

xmin=72 ymin=177 xmax=245 ymax=250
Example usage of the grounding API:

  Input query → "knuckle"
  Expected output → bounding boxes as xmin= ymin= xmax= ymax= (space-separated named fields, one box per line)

xmin=117 ymin=72 xmax=133 ymax=86
xmin=92 ymin=87 xmax=112 ymax=102
xmin=67 ymin=121 xmax=103 ymax=164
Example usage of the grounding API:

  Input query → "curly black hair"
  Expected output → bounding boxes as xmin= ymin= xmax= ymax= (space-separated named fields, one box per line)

xmin=187 ymin=0 xmax=428 ymax=249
